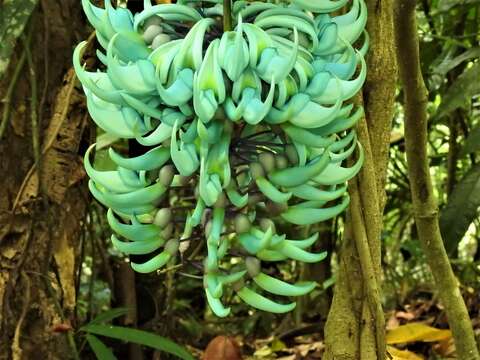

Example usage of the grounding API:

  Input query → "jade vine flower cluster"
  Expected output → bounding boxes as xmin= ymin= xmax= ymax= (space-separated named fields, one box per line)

xmin=74 ymin=0 xmax=368 ymax=317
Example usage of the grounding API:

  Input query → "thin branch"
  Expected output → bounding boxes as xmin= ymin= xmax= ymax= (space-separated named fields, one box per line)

xmin=21 ymin=34 xmax=40 ymax=168
xmin=11 ymin=272 xmax=31 ymax=360
xmin=395 ymin=1 xmax=480 ymax=359
xmin=0 ymin=50 xmax=28 ymax=140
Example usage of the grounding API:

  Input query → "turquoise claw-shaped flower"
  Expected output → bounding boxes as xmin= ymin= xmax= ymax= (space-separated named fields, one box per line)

xmin=193 ymin=39 xmax=226 ymax=123
xmin=75 ymin=0 xmax=369 ymax=317
xmin=218 ymin=16 xmax=250 ymax=81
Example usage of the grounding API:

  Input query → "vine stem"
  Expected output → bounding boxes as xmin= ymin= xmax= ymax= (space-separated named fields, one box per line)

xmin=223 ymin=0 xmax=232 ymax=32
xmin=395 ymin=1 xmax=480 ymax=359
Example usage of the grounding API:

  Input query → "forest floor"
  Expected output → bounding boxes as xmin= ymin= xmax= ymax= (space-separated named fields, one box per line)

xmin=192 ymin=292 xmax=479 ymax=360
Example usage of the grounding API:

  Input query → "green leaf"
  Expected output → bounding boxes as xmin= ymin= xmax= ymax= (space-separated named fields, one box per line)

xmin=432 ymin=47 xmax=480 ymax=76
xmin=440 ymin=163 xmax=480 ymax=254
xmin=432 ymin=0 xmax=480 ymax=14
xmin=460 ymin=126 xmax=480 ymax=157
xmin=435 ymin=62 xmax=480 ymax=119
xmin=86 ymin=334 xmax=117 ymax=360
xmin=88 ymin=308 xmax=131 ymax=326
xmin=82 ymin=324 xmax=194 ymax=360
xmin=0 ymin=0 xmax=39 ymax=81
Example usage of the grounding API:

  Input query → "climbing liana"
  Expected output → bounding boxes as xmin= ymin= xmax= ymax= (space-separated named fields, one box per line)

xmin=73 ymin=0 xmax=368 ymax=317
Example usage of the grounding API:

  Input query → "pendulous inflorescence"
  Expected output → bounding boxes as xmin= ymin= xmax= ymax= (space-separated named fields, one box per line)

xmin=74 ymin=0 xmax=368 ymax=317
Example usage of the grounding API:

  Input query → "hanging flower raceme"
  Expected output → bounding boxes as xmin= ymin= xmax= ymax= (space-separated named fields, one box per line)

xmin=74 ymin=0 xmax=368 ymax=317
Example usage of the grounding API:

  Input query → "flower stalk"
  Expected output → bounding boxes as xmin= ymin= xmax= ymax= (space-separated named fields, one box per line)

xmin=223 ymin=0 xmax=232 ymax=32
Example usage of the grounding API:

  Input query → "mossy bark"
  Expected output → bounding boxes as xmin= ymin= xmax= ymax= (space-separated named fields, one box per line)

xmin=394 ymin=1 xmax=480 ymax=359
xmin=323 ymin=1 xmax=397 ymax=359
xmin=0 ymin=1 xmax=89 ymax=358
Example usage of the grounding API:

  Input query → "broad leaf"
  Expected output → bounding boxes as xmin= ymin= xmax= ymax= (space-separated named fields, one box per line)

xmin=82 ymin=324 xmax=194 ymax=360
xmin=435 ymin=62 xmax=480 ymax=119
xmin=460 ymin=125 xmax=480 ymax=156
xmin=387 ymin=346 xmax=424 ymax=360
xmin=440 ymin=163 xmax=480 ymax=254
xmin=433 ymin=0 xmax=480 ymax=14
xmin=432 ymin=47 xmax=480 ymax=76
xmin=86 ymin=334 xmax=117 ymax=360
xmin=0 ymin=0 xmax=39 ymax=80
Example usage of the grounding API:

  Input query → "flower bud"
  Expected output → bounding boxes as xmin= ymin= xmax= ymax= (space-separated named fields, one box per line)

xmin=153 ymin=208 xmax=172 ymax=228
xmin=285 ymin=145 xmax=299 ymax=165
xmin=260 ymin=218 xmax=276 ymax=233
xmin=165 ymin=239 xmax=180 ymax=255
xmin=232 ymin=278 xmax=245 ymax=292
xmin=161 ymin=223 xmax=173 ymax=239
xmin=250 ymin=162 xmax=265 ymax=180
xmin=151 ymin=34 xmax=171 ymax=49
xmin=245 ymin=257 xmax=261 ymax=278
xmin=143 ymin=24 xmax=163 ymax=44
xmin=214 ymin=192 xmax=227 ymax=208
xmin=234 ymin=214 xmax=251 ymax=234
xmin=259 ymin=152 xmax=276 ymax=173
xmin=275 ymin=155 xmax=289 ymax=169
xmin=266 ymin=201 xmax=288 ymax=215
xmin=159 ymin=165 xmax=175 ymax=186
xmin=144 ymin=16 xmax=162 ymax=28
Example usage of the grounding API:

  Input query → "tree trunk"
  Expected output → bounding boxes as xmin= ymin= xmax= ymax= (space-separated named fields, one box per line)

xmin=394 ymin=1 xmax=480 ymax=359
xmin=0 ymin=1 xmax=90 ymax=358
xmin=323 ymin=0 xmax=398 ymax=359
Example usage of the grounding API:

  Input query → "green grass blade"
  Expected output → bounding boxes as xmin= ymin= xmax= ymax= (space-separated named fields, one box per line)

xmin=88 ymin=308 xmax=131 ymax=325
xmin=86 ymin=334 xmax=117 ymax=360
xmin=83 ymin=324 xmax=194 ymax=360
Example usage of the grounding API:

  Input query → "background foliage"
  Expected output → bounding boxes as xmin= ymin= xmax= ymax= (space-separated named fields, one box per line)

xmin=0 ymin=0 xmax=478 ymax=359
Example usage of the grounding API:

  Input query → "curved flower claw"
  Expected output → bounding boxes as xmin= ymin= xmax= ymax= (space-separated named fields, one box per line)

xmin=109 ymin=145 xmax=170 ymax=171
xmin=225 ymin=72 xmax=275 ymax=125
xmin=133 ymin=4 xmax=203 ymax=31
xmin=218 ymin=15 xmax=250 ymax=81
xmin=266 ymin=92 xmax=342 ymax=128
xmin=106 ymin=34 xmax=156 ymax=95
xmin=157 ymin=68 xmax=194 ymax=107
xmin=170 ymin=120 xmax=200 ymax=176
xmin=85 ymin=91 xmax=145 ymax=138
xmin=269 ymin=149 xmax=331 ymax=188
xmin=172 ymin=18 xmax=215 ymax=73
xmin=236 ymin=286 xmax=296 ymax=313
xmin=149 ymin=39 xmax=182 ymax=82
xmin=242 ymin=23 xmax=274 ymax=68
xmin=193 ymin=39 xmax=226 ymax=123
xmin=73 ymin=42 xmax=125 ymax=105
xmin=313 ymin=142 xmax=365 ymax=185
xmin=312 ymin=54 xmax=367 ymax=104
xmin=238 ymin=226 xmax=275 ymax=255
xmin=107 ymin=209 xmax=161 ymax=242
xmin=84 ymin=144 xmax=145 ymax=193
xmin=82 ymin=0 xmax=130 ymax=41
xmin=252 ymin=272 xmax=316 ymax=297
xmin=292 ymin=0 xmax=349 ymax=13
xmin=255 ymin=27 xmax=299 ymax=84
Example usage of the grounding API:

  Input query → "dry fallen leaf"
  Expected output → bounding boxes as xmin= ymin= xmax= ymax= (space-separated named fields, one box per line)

xmin=387 ymin=346 xmax=424 ymax=360
xmin=386 ymin=322 xmax=452 ymax=344
xmin=434 ymin=337 xmax=456 ymax=358
xmin=204 ymin=336 xmax=242 ymax=360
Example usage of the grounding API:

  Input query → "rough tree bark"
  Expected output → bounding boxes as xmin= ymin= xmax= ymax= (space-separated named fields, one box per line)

xmin=0 ymin=1 xmax=90 ymax=358
xmin=394 ymin=1 xmax=480 ymax=359
xmin=323 ymin=0 xmax=398 ymax=359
